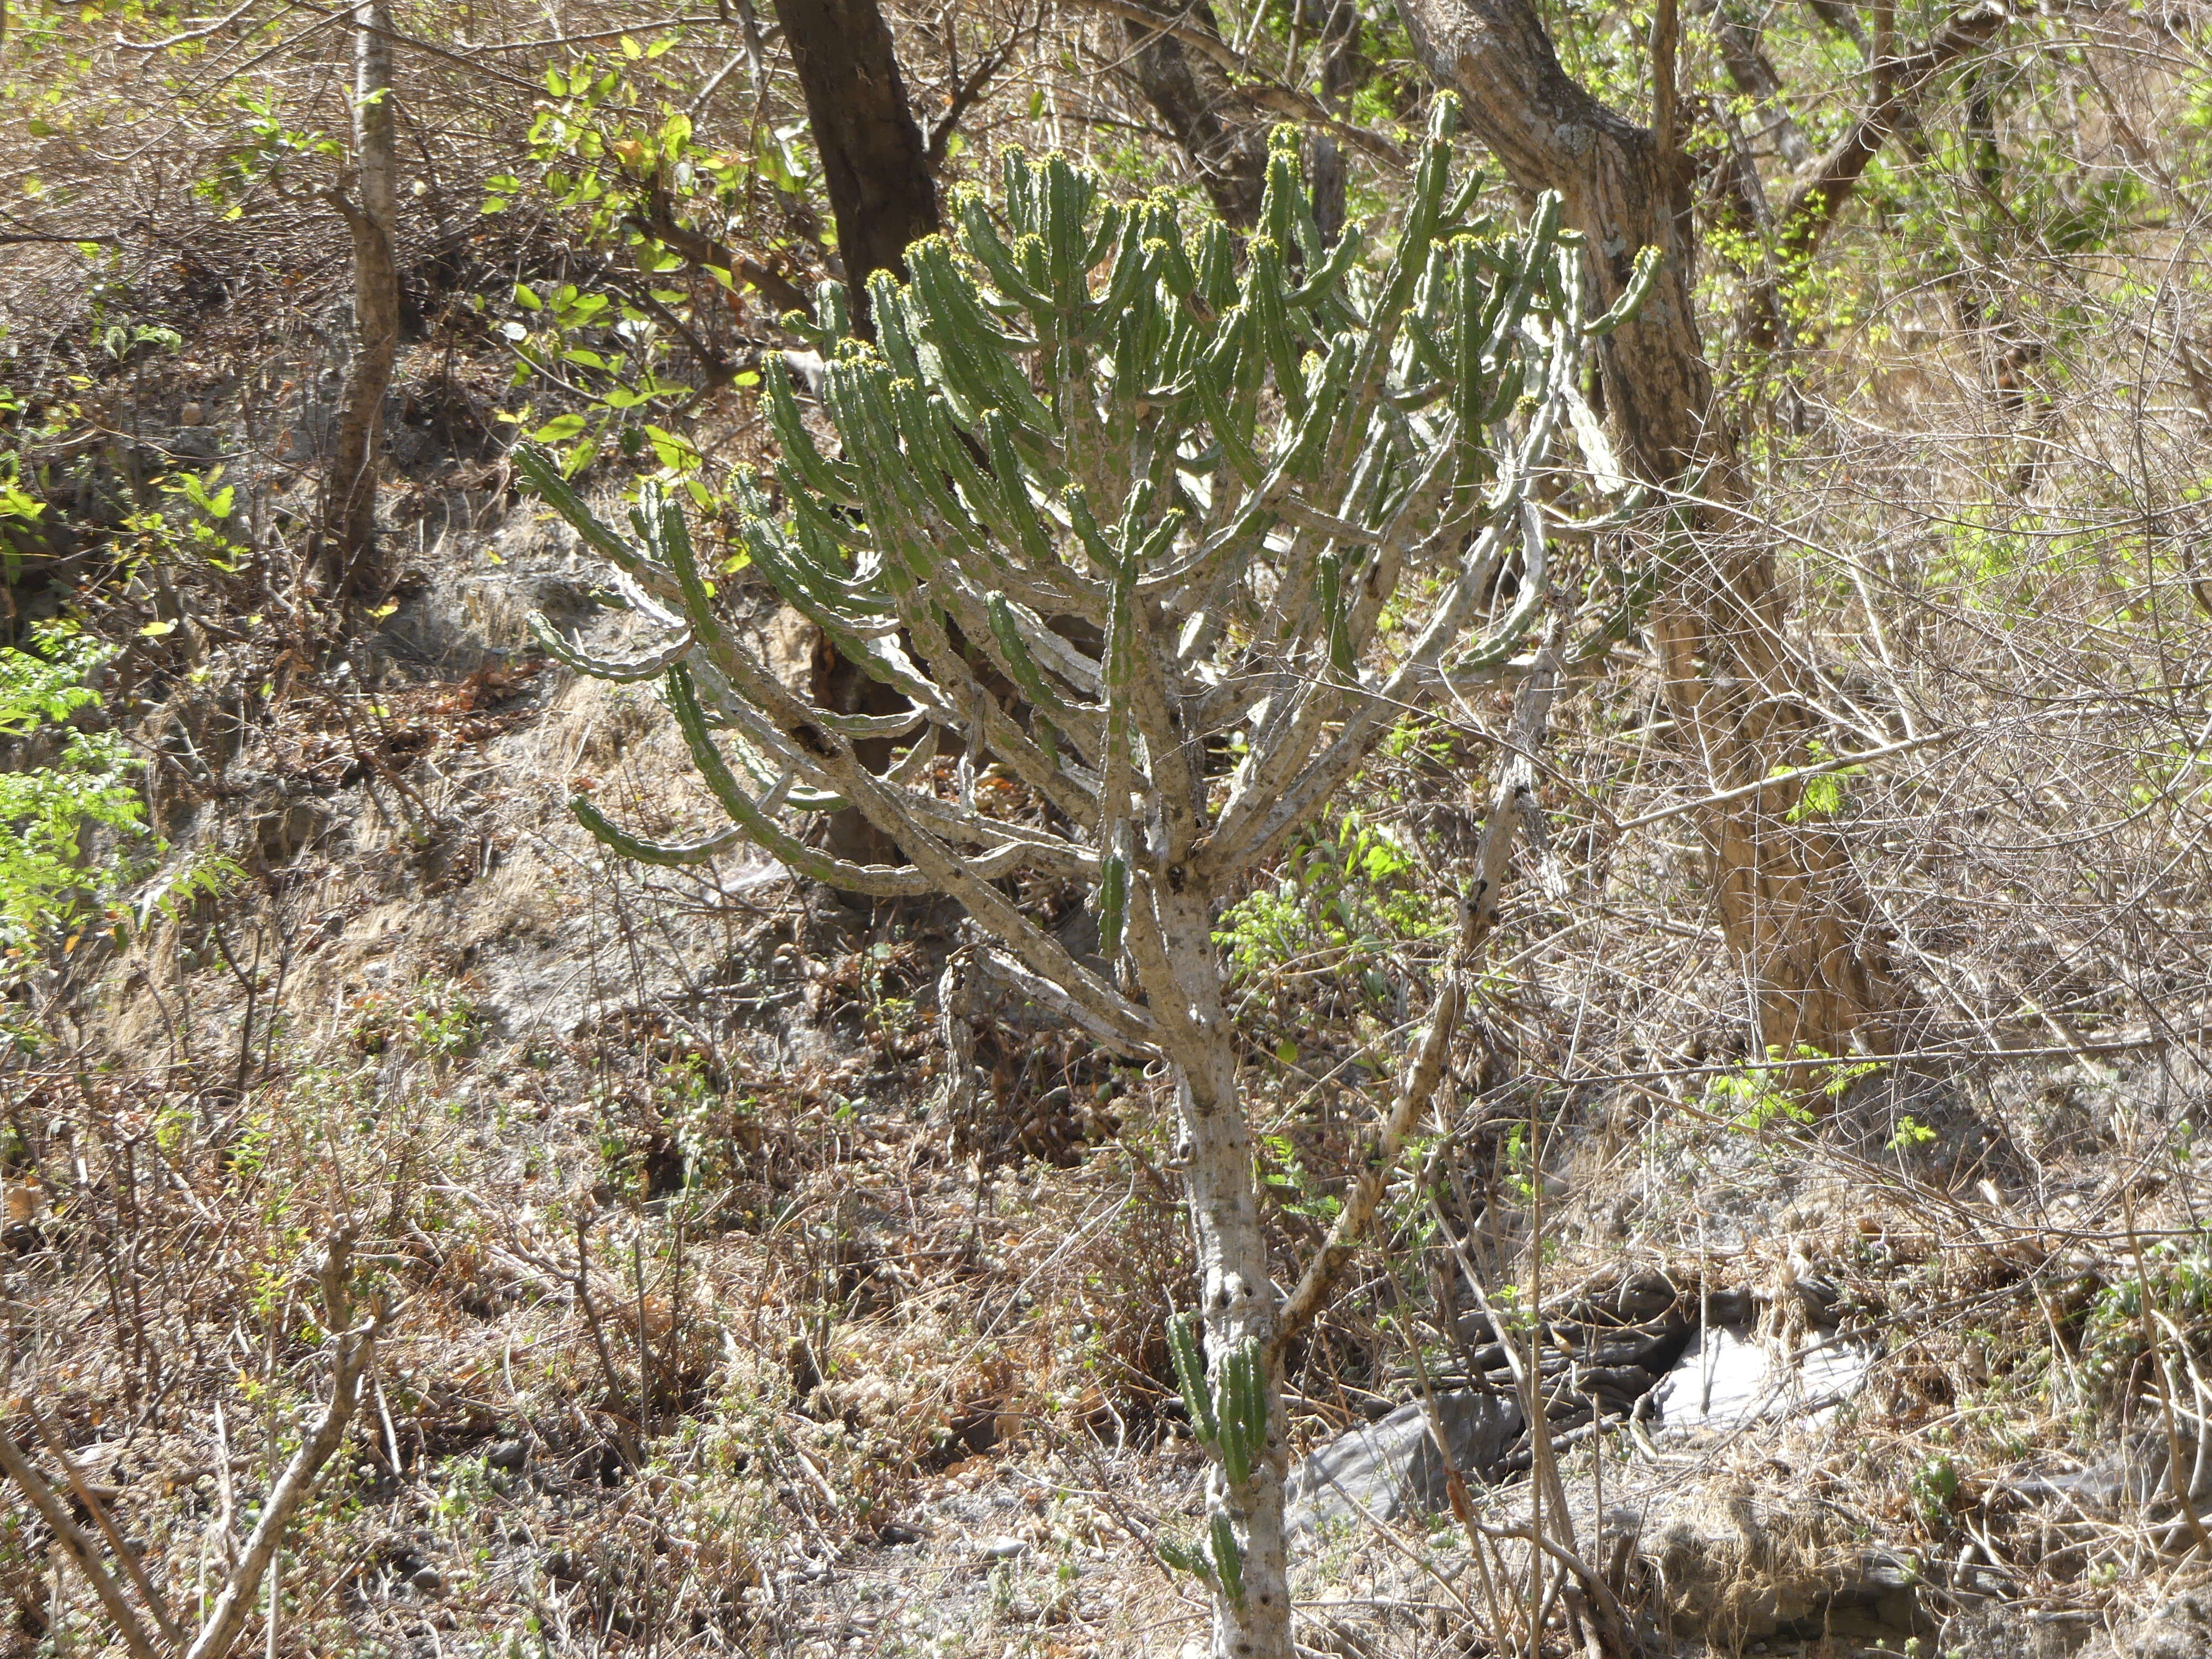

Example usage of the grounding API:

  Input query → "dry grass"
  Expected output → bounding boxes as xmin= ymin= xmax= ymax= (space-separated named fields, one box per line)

xmin=9 ymin=0 xmax=2212 ymax=1653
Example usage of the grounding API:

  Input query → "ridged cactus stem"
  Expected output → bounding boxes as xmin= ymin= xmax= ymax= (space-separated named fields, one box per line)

xmin=1213 ymin=1338 xmax=1269 ymax=1488
xmin=1209 ymin=1515 xmax=1248 ymax=1614
xmin=517 ymin=116 xmax=1652 ymax=1659
xmin=1168 ymin=1311 xmax=1216 ymax=1443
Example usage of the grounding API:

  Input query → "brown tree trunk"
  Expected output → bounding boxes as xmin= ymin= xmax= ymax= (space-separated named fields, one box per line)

xmin=770 ymin=0 xmax=940 ymax=864
xmin=1119 ymin=0 xmax=1270 ymax=226
xmin=1300 ymin=0 xmax=1364 ymax=244
xmin=1709 ymin=0 xmax=1813 ymax=168
xmin=768 ymin=0 xmax=940 ymax=331
xmin=320 ymin=0 xmax=399 ymax=608
xmin=1772 ymin=2 xmax=2008 ymax=277
xmin=1401 ymin=0 xmax=1900 ymax=1061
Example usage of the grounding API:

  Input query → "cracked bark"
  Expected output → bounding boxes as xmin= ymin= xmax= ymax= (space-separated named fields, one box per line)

xmin=1300 ymin=0 xmax=1364 ymax=243
xmin=1401 ymin=0 xmax=1903 ymax=1061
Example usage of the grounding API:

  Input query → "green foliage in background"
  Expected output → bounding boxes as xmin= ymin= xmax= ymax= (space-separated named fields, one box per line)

xmin=1214 ymin=809 xmax=1442 ymax=984
xmin=0 ymin=623 xmax=151 ymax=962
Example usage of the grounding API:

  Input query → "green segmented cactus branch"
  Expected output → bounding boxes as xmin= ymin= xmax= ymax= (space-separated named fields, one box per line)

xmin=1168 ymin=1311 xmax=1217 ymax=1443
xmin=1155 ymin=1535 xmax=1214 ymax=1585
xmin=518 ymin=101 xmax=1651 ymax=1659
xmin=1209 ymin=1515 xmax=1247 ymax=1614
xmin=1214 ymin=1338 xmax=1269 ymax=1489
xmin=1156 ymin=1516 xmax=1248 ymax=1616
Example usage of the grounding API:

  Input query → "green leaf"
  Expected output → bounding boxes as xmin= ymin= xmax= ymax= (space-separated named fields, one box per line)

xmin=513 ymin=283 xmax=543 ymax=311
xmin=643 ymin=423 xmax=701 ymax=471
xmin=531 ymin=413 xmax=588 ymax=442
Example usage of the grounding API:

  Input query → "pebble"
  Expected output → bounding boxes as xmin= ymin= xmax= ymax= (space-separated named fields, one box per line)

xmin=978 ymin=1536 xmax=1026 ymax=1560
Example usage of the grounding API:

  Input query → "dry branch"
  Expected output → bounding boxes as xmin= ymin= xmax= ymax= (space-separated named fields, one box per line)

xmin=0 ymin=1228 xmax=377 ymax=1659
xmin=1273 ymin=639 xmax=1564 ymax=1363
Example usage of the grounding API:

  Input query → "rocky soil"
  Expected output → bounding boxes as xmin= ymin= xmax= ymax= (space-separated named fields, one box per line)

xmin=7 ymin=305 xmax=2212 ymax=1659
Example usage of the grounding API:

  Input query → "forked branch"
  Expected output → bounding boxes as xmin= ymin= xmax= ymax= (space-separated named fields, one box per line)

xmin=0 ymin=1227 xmax=378 ymax=1659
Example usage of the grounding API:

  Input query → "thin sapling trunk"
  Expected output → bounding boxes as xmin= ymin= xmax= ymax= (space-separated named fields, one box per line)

xmin=320 ymin=0 xmax=400 ymax=608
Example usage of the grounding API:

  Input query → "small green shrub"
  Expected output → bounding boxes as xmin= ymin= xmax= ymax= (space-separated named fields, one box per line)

xmin=1214 ymin=810 xmax=1443 ymax=984
xmin=0 ymin=623 xmax=152 ymax=963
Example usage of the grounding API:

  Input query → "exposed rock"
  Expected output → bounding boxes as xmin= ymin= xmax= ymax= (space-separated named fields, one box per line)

xmin=2004 ymin=1431 xmax=2210 ymax=1516
xmin=166 ymin=425 xmax=225 ymax=463
xmin=250 ymin=796 xmax=331 ymax=865
xmin=1286 ymin=1390 xmax=1522 ymax=1537
xmin=763 ymin=605 xmax=823 ymax=695
xmin=1943 ymin=1599 xmax=2095 ymax=1658
xmin=1648 ymin=1325 xmax=1872 ymax=1434
xmin=2080 ymin=1591 xmax=2212 ymax=1658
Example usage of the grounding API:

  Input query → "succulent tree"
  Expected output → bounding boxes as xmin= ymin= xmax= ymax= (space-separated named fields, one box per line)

xmin=520 ymin=100 xmax=1645 ymax=1659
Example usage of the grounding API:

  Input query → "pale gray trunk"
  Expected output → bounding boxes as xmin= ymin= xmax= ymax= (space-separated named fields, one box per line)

xmin=322 ymin=0 xmax=399 ymax=605
xmin=1152 ymin=881 xmax=1291 ymax=1658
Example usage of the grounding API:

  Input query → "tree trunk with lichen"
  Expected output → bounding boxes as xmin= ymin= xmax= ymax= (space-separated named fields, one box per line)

xmin=1401 ymin=0 xmax=1899 ymax=1061
xmin=1149 ymin=883 xmax=1292 ymax=1656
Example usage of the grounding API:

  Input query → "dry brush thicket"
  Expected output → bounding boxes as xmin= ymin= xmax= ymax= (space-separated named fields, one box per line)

xmin=7 ymin=0 xmax=2212 ymax=1655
